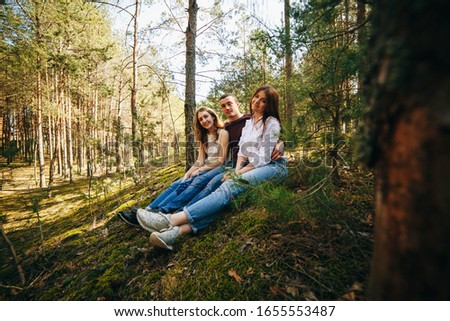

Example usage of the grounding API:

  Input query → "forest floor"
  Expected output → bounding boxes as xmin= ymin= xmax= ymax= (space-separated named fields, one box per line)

xmin=0 ymin=157 xmax=374 ymax=300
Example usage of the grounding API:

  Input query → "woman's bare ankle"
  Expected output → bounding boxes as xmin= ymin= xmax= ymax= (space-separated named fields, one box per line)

xmin=170 ymin=212 xmax=189 ymax=226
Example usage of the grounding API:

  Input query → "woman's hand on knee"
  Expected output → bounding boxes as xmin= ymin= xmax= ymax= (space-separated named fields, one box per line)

xmin=222 ymin=172 xmax=232 ymax=182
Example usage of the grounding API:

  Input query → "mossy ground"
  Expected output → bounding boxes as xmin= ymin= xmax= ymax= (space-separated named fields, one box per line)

xmin=0 ymin=160 xmax=373 ymax=301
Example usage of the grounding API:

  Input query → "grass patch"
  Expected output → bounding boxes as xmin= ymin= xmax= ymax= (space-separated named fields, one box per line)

xmin=0 ymin=161 xmax=373 ymax=301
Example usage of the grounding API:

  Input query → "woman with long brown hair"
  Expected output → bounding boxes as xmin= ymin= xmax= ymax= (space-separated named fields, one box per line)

xmin=184 ymin=107 xmax=228 ymax=181
xmin=122 ymin=107 xmax=229 ymax=220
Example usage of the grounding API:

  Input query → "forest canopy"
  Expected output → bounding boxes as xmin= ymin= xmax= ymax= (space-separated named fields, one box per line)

xmin=1 ymin=0 xmax=367 ymax=184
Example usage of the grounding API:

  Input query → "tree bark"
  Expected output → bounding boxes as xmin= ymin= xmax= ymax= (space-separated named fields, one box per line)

xmin=66 ymin=76 xmax=74 ymax=183
xmin=184 ymin=0 xmax=198 ymax=171
xmin=367 ymin=0 xmax=450 ymax=300
xmin=356 ymin=1 xmax=366 ymax=94
xmin=131 ymin=0 xmax=140 ymax=163
xmin=4 ymin=109 xmax=13 ymax=165
xmin=60 ymin=69 xmax=68 ymax=179
xmin=78 ymin=98 xmax=85 ymax=174
xmin=284 ymin=0 xmax=294 ymax=130
xmin=356 ymin=1 xmax=366 ymax=53
xmin=116 ymin=76 xmax=123 ymax=172
xmin=48 ymin=114 xmax=57 ymax=187
xmin=35 ymin=9 xmax=46 ymax=188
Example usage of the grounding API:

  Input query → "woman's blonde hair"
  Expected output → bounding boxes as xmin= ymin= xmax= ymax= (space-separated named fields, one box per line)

xmin=193 ymin=107 xmax=225 ymax=144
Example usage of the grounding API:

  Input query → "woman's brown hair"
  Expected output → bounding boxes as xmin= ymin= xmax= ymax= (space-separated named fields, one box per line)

xmin=193 ymin=107 xmax=225 ymax=144
xmin=249 ymin=85 xmax=281 ymax=126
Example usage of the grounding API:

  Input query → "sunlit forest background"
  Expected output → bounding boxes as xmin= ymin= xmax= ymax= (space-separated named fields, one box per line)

xmin=1 ymin=0 xmax=367 ymax=181
xmin=1 ymin=0 xmax=449 ymax=301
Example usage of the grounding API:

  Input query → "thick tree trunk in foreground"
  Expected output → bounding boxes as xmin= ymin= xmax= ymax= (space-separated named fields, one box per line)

xmin=366 ymin=0 xmax=450 ymax=300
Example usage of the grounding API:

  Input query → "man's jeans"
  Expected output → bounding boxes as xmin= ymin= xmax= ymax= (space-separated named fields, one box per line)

xmin=147 ymin=166 xmax=226 ymax=213
xmin=184 ymin=159 xmax=288 ymax=233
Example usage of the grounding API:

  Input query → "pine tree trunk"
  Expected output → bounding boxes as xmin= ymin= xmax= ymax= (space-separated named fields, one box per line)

xmin=48 ymin=114 xmax=56 ymax=187
xmin=66 ymin=77 xmax=74 ymax=183
xmin=131 ymin=0 xmax=140 ymax=163
xmin=6 ymin=110 xmax=13 ymax=165
xmin=2 ymin=110 xmax=9 ymax=164
xmin=160 ymin=94 xmax=164 ymax=156
xmin=56 ymin=72 xmax=62 ymax=176
xmin=48 ymin=115 xmax=53 ymax=167
xmin=45 ymin=67 xmax=52 ymax=166
xmin=101 ymin=98 xmax=108 ymax=173
xmin=284 ymin=0 xmax=294 ymax=130
xmin=356 ymin=0 xmax=366 ymax=90
xmin=60 ymin=70 xmax=68 ymax=179
xmin=185 ymin=0 xmax=198 ymax=171
xmin=33 ymin=126 xmax=38 ymax=186
xmin=56 ymin=112 xmax=62 ymax=176
xmin=107 ymin=96 xmax=114 ymax=173
xmin=116 ymin=76 xmax=123 ymax=173
xmin=35 ymin=12 xmax=46 ymax=188
xmin=367 ymin=0 xmax=450 ymax=300
xmin=78 ymin=119 xmax=83 ymax=174
xmin=78 ymin=98 xmax=85 ymax=174
xmin=93 ymin=87 xmax=98 ymax=174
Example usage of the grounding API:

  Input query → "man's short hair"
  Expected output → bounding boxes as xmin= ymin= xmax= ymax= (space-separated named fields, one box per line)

xmin=219 ymin=93 xmax=238 ymax=101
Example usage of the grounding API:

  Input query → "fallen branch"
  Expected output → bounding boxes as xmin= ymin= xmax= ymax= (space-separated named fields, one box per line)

xmin=0 ymin=223 xmax=26 ymax=286
xmin=284 ymin=262 xmax=336 ymax=294
xmin=0 ymin=284 xmax=24 ymax=291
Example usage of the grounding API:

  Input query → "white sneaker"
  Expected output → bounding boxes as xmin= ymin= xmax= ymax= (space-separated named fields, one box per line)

xmin=136 ymin=209 xmax=171 ymax=233
xmin=150 ymin=226 xmax=180 ymax=251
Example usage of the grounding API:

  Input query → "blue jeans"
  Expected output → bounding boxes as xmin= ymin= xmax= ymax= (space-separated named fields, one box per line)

xmin=188 ymin=168 xmax=231 ymax=205
xmin=148 ymin=166 xmax=226 ymax=213
xmin=184 ymin=159 xmax=288 ymax=234
xmin=146 ymin=178 xmax=182 ymax=211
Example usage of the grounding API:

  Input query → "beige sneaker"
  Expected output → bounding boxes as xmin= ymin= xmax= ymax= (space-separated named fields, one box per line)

xmin=136 ymin=209 xmax=171 ymax=233
xmin=150 ymin=226 xmax=180 ymax=251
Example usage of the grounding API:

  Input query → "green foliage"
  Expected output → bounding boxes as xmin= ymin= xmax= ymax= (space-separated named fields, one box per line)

xmin=239 ymin=162 xmax=338 ymax=223
xmin=0 ymin=212 xmax=7 ymax=225
xmin=207 ymin=25 xmax=280 ymax=105
xmin=204 ymin=1 xmax=371 ymax=178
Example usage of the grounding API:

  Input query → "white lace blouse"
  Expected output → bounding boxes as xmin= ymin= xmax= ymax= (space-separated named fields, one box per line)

xmin=237 ymin=116 xmax=281 ymax=168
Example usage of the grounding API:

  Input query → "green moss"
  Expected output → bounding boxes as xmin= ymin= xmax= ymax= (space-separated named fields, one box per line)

xmin=1 ymin=162 xmax=373 ymax=301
